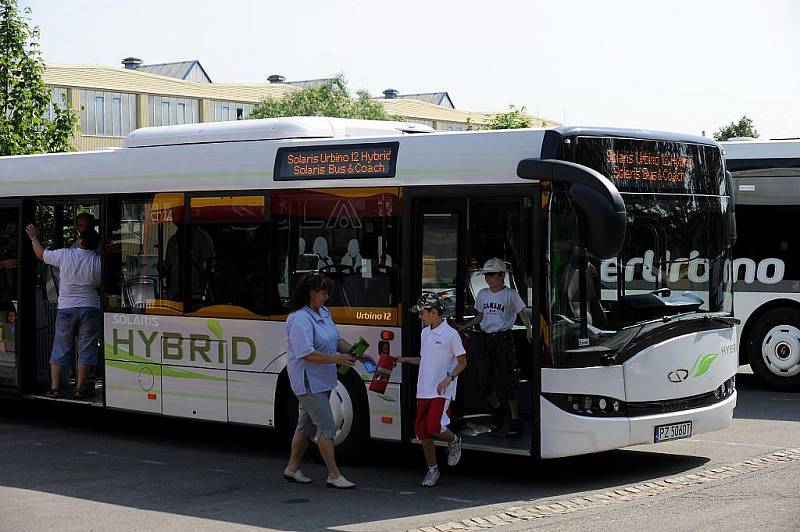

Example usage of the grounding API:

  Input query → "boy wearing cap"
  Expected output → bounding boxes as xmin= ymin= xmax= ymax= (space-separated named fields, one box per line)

xmin=460 ymin=257 xmax=532 ymax=437
xmin=397 ymin=292 xmax=467 ymax=487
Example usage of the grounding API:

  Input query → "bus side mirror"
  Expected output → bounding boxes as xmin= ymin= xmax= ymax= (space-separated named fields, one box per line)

xmin=726 ymin=170 xmax=737 ymax=246
xmin=517 ymin=159 xmax=627 ymax=259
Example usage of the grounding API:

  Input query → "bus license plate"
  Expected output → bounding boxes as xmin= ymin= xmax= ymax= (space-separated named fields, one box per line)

xmin=654 ymin=421 xmax=692 ymax=443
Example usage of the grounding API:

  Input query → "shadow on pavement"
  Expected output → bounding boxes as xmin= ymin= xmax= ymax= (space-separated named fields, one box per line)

xmin=0 ymin=398 xmax=714 ymax=531
xmin=733 ymin=370 xmax=800 ymax=422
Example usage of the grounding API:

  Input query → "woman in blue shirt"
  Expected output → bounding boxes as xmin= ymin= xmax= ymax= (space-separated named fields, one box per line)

xmin=283 ymin=273 xmax=357 ymax=489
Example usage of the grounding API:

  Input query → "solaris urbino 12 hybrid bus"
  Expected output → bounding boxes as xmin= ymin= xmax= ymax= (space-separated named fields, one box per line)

xmin=0 ymin=117 xmax=738 ymax=460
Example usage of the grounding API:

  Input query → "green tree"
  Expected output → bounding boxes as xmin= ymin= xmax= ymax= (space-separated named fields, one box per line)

xmin=485 ymin=104 xmax=534 ymax=130
xmin=250 ymin=75 xmax=399 ymax=121
xmin=0 ymin=0 xmax=76 ymax=155
xmin=713 ymin=115 xmax=759 ymax=141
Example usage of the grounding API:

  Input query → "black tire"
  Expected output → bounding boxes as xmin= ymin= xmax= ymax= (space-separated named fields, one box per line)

xmin=279 ymin=368 xmax=370 ymax=464
xmin=746 ymin=307 xmax=800 ymax=391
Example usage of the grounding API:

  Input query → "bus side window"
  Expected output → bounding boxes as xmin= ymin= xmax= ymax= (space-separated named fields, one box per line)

xmin=272 ymin=188 xmax=401 ymax=323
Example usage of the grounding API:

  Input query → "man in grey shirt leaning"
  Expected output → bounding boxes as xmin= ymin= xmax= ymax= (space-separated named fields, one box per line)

xmin=26 ymin=223 xmax=102 ymax=400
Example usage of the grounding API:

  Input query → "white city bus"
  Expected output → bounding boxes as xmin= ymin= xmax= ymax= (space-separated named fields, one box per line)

xmin=0 ymin=118 xmax=738 ymax=460
xmin=722 ymin=138 xmax=800 ymax=390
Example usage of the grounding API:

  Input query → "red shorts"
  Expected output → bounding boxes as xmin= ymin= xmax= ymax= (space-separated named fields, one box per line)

xmin=415 ymin=397 xmax=451 ymax=440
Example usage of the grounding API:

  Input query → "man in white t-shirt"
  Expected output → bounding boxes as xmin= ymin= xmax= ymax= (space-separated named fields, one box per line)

xmin=460 ymin=257 xmax=532 ymax=438
xmin=26 ymin=224 xmax=102 ymax=400
xmin=397 ymin=292 xmax=467 ymax=487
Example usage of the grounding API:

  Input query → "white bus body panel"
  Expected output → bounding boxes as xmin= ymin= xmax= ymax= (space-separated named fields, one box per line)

xmin=541 ymin=327 xmax=738 ymax=458
xmin=623 ymin=328 xmax=738 ymax=401
xmin=0 ymin=127 xmax=546 ymax=198
xmin=541 ymin=366 xmax=625 ymax=399
xmin=104 ymin=313 xmax=402 ymax=438
xmin=733 ymin=291 xmax=800 ymax=347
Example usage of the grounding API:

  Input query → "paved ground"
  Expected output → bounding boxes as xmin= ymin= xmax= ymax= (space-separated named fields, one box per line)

xmin=0 ymin=369 xmax=798 ymax=532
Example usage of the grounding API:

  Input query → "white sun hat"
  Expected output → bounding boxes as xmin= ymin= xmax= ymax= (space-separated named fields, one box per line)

xmin=481 ymin=257 xmax=507 ymax=273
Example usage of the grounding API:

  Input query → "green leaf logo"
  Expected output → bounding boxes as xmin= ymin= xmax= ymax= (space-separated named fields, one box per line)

xmin=691 ymin=353 xmax=718 ymax=377
xmin=207 ymin=319 xmax=223 ymax=339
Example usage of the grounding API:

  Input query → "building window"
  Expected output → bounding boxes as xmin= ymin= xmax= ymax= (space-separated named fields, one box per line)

xmin=209 ymin=100 xmax=253 ymax=122
xmin=80 ymin=90 xmax=137 ymax=137
xmin=150 ymin=96 xmax=199 ymax=127
xmin=94 ymin=96 xmax=106 ymax=135
xmin=112 ymin=97 xmax=122 ymax=137
xmin=161 ymin=101 xmax=171 ymax=126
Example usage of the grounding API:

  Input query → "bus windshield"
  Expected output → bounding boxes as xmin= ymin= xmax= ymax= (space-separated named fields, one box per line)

xmin=549 ymin=136 xmax=734 ymax=366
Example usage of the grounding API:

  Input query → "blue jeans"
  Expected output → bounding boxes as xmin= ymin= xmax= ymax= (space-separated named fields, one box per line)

xmin=50 ymin=307 xmax=101 ymax=367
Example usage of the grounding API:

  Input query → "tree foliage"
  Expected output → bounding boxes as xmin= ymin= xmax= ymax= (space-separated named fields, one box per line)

xmin=713 ymin=115 xmax=759 ymax=141
xmin=485 ymin=104 xmax=534 ymax=130
xmin=0 ymin=0 xmax=76 ymax=155
xmin=250 ymin=75 xmax=399 ymax=121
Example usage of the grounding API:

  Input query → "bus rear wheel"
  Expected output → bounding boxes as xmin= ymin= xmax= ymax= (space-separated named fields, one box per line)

xmin=281 ymin=368 xmax=370 ymax=464
xmin=747 ymin=308 xmax=800 ymax=390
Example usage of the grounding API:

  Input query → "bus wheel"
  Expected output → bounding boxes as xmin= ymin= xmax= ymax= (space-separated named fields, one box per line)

xmin=329 ymin=369 xmax=370 ymax=464
xmin=747 ymin=308 xmax=800 ymax=390
xmin=280 ymin=369 xmax=369 ymax=464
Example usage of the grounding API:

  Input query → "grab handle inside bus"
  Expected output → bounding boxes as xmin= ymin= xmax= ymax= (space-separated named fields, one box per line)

xmin=517 ymin=158 xmax=627 ymax=259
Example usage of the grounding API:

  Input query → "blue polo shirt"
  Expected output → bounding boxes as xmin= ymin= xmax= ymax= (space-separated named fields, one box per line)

xmin=285 ymin=305 xmax=341 ymax=395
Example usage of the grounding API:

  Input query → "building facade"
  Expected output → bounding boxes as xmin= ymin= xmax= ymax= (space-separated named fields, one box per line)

xmin=44 ymin=60 xmax=557 ymax=151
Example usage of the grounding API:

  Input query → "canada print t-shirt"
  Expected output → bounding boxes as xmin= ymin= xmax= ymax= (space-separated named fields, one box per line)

xmin=475 ymin=287 xmax=526 ymax=333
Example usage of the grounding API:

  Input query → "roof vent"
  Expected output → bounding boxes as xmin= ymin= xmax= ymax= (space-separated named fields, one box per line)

xmin=268 ymin=74 xmax=286 ymax=84
xmin=383 ymin=88 xmax=399 ymax=99
xmin=121 ymin=57 xmax=143 ymax=70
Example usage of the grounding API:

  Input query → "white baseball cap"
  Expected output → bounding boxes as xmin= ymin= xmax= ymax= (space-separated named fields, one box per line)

xmin=481 ymin=257 xmax=507 ymax=273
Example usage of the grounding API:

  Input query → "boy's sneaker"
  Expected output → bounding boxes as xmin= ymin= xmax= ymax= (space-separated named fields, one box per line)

xmin=421 ymin=467 xmax=440 ymax=487
xmin=507 ymin=418 xmax=524 ymax=438
xmin=447 ymin=433 xmax=462 ymax=466
xmin=489 ymin=407 xmax=505 ymax=432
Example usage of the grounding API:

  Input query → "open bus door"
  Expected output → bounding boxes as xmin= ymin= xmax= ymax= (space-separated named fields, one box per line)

xmin=404 ymin=186 xmax=541 ymax=456
xmin=0 ymin=201 xmax=23 ymax=397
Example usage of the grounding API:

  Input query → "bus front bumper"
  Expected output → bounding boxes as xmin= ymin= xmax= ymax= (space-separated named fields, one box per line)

xmin=539 ymin=391 xmax=737 ymax=459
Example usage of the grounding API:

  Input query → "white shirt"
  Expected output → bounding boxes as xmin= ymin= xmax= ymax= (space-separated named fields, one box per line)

xmin=417 ymin=321 xmax=465 ymax=400
xmin=43 ymin=248 xmax=102 ymax=309
xmin=475 ymin=287 xmax=526 ymax=333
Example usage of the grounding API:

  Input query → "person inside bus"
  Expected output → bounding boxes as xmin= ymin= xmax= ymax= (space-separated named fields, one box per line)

xmin=458 ymin=257 xmax=532 ymax=438
xmin=283 ymin=272 xmax=357 ymax=489
xmin=26 ymin=223 xmax=101 ymax=400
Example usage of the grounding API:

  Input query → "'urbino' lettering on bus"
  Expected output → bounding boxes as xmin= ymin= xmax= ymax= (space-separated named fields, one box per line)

xmin=600 ymin=251 xmax=785 ymax=285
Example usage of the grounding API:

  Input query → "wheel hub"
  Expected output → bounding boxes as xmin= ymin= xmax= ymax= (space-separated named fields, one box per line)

xmin=328 ymin=381 xmax=354 ymax=446
xmin=762 ymin=325 xmax=800 ymax=377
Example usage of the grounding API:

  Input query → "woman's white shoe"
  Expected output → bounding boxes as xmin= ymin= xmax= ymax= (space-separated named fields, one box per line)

xmin=283 ymin=468 xmax=312 ymax=483
xmin=326 ymin=475 xmax=355 ymax=489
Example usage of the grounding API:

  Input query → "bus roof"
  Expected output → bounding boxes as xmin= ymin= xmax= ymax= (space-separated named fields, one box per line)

xmin=123 ymin=117 xmax=436 ymax=148
xmin=722 ymin=138 xmax=800 ymax=160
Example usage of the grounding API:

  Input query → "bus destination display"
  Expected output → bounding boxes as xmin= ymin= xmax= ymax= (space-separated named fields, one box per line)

xmin=275 ymin=142 xmax=399 ymax=180
xmin=604 ymin=149 xmax=693 ymax=185
xmin=573 ymin=137 xmax=724 ymax=194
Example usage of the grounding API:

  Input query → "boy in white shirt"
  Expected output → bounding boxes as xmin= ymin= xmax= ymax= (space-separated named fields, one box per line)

xmin=460 ymin=257 xmax=532 ymax=437
xmin=398 ymin=292 xmax=467 ymax=487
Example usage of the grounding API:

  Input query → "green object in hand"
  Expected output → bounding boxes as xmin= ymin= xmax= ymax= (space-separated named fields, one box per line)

xmin=339 ymin=337 xmax=369 ymax=374
xmin=348 ymin=337 xmax=369 ymax=357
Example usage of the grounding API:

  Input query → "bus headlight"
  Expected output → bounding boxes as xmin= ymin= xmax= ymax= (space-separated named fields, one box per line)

xmin=545 ymin=393 xmax=627 ymax=417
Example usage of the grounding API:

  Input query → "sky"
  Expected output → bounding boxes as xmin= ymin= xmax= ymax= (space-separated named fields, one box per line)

xmin=21 ymin=0 xmax=800 ymax=139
